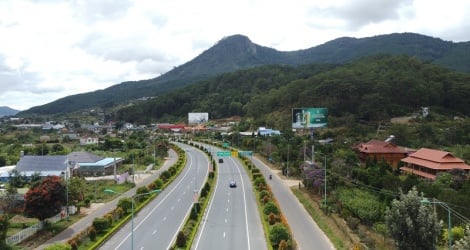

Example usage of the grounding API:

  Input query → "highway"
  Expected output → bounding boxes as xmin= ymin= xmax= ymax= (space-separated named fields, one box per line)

xmin=251 ymin=156 xmax=335 ymax=250
xmin=193 ymin=152 xmax=267 ymax=250
xmin=100 ymin=143 xmax=209 ymax=250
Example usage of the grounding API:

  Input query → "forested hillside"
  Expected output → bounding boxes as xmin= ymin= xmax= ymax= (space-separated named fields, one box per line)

xmin=116 ymin=55 xmax=470 ymax=128
xmin=19 ymin=33 xmax=470 ymax=116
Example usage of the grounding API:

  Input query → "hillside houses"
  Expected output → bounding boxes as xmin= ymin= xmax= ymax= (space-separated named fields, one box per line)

xmin=400 ymin=148 xmax=470 ymax=180
xmin=354 ymin=140 xmax=470 ymax=180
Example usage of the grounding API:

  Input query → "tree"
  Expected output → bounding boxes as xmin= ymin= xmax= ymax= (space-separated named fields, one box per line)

xmin=385 ymin=187 xmax=441 ymax=250
xmin=24 ymin=176 xmax=66 ymax=220
xmin=8 ymin=169 xmax=26 ymax=188
xmin=68 ymin=177 xmax=86 ymax=207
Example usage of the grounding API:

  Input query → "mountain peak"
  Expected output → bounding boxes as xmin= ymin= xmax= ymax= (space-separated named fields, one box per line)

xmin=0 ymin=106 xmax=20 ymax=117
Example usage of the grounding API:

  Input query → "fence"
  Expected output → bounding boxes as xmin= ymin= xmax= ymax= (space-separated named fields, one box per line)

xmin=6 ymin=220 xmax=44 ymax=246
xmin=6 ymin=211 xmax=66 ymax=246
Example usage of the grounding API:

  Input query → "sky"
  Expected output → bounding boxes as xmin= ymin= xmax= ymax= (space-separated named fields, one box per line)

xmin=1 ymin=0 xmax=470 ymax=111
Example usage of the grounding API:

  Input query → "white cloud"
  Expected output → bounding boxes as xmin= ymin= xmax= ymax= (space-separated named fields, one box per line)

xmin=0 ymin=0 xmax=469 ymax=110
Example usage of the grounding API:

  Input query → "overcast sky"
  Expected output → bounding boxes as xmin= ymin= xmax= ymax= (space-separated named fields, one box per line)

xmin=1 ymin=0 xmax=469 ymax=111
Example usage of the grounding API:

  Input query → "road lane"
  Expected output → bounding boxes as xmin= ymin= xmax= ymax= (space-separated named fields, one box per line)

xmin=250 ymin=156 xmax=335 ymax=250
xmin=194 ymin=154 xmax=267 ymax=250
xmin=100 ymin=143 xmax=209 ymax=250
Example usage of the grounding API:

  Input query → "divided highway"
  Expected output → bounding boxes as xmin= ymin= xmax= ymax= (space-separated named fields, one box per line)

xmin=193 ymin=151 xmax=267 ymax=250
xmin=100 ymin=143 xmax=209 ymax=250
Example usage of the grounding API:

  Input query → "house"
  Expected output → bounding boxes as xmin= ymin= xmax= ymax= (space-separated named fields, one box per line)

xmin=79 ymin=137 xmax=99 ymax=145
xmin=14 ymin=152 xmax=124 ymax=179
xmin=257 ymin=127 xmax=281 ymax=136
xmin=354 ymin=139 xmax=410 ymax=169
xmin=0 ymin=166 xmax=16 ymax=182
xmin=157 ymin=123 xmax=186 ymax=132
xmin=400 ymin=148 xmax=470 ymax=180
xmin=15 ymin=155 xmax=72 ymax=179
xmin=68 ymin=151 xmax=123 ymax=176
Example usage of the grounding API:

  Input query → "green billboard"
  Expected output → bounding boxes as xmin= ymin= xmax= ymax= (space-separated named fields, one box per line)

xmin=292 ymin=108 xmax=328 ymax=128
xmin=216 ymin=151 xmax=231 ymax=157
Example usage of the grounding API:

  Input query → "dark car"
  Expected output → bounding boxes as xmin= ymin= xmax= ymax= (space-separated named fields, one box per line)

xmin=219 ymin=158 xmax=223 ymax=163
xmin=229 ymin=180 xmax=237 ymax=188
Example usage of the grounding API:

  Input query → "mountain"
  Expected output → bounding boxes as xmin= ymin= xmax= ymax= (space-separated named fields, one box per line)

xmin=19 ymin=32 xmax=470 ymax=116
xmin=116 ymin=55 xmax=470 ymax=127
xmin=0 ymin=106 xmax=20 ymax=117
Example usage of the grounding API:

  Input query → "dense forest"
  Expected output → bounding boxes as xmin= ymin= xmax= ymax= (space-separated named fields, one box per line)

xmin=116 ymin=55 xmax=470 ymax=128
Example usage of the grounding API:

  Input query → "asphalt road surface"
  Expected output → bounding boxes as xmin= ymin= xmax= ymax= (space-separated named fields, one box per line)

xmin=251 ymin=156 xmax=335 ymax=250
xmin=193 ymin=148 xmax=267 ymax=250
xmin=100 ymin=143 xmax=209 ymax=250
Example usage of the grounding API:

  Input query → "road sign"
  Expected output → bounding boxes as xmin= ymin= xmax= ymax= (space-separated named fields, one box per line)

xmin=238 ymin=151 xmax=253 ymax=156
xmin=231 ymin=151 xmax=238 ymax=157
xmin=217 ymin=151 xmax=231 ymax=157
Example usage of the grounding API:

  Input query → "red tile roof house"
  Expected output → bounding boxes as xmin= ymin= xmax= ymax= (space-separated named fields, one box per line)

xmin=400 ymin=148 xmax=470 ymax=180
xmin=354 ymin=139 xmax=410 ymax=169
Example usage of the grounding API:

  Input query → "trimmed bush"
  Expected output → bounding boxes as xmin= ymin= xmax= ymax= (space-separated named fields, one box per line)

xmin=264 ymin=202 xmax=280 ymax=215
xmin=269 ymin=224 xmax=290 ymax=248
xmin=92 ymin=217 xmax=110 ymax=233
xmin=268 ymin=212 xmax=278 ymax=225
xmin=154 ymin=178 xmax=164 ymax=189
xmin=88 ymin=226 xmax=97 ymax=241
xmin=176 ymin=231 xmax=187 ymax=247
xmin=259 ymin=190 xmax=271 ymax=199
xmin=117 ymin=197 xmax=132 ymax=214
xmin=263 ymin=195 xmax=270 ymax=204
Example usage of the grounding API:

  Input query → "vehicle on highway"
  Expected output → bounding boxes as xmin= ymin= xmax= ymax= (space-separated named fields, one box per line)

xmin=219 ymin=158 xmax=223 ymax=163
xmin=229 ymin=180 xmax=237 ymax=188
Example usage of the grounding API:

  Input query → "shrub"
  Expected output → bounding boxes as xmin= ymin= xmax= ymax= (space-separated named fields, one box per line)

xmin=278 ymin=239 xmax=288 ymax=250
xmin=88 ymin=226 xmax=97 ymax=241
xmin=154 ymin=178 xmax=164 ymax=189
xmin=117 ymin=197 xmax=133 ymax=214
xmin=136 ymin=186 xmax=150 ymax=202
xmin=160 ymin=170 xmax=171 ymax=181
xmin=253 ymin=173 xmax=262 ymax=180
xmin=114 ymin=207 xmax=124 ymax=219
xmin=168 ymin=166 xmax=177 ymax=175
xmin=190 ymin=208 xmax=198 ymax=221
xmin=68 ymin=239 xmax=78 ymax=250
xmin=269 ymin=223 xmax=290 ymax=248
xmin=104 ymin=213 xmax=114 ymax=226
xmin=263 ymin=195 xmax=270 ymax=204
xmin=259 ymin=190 xmax=270 ymax=199
xmin=92 ymin=217 xmax=109 ymax=233
xmin=147 ymin=182 xmax=157 ymax=190
xmin=268 ymin=212 xmax=278 ymax=225
xmin=176 ymin=231 xmax=187 ymax=247
xmin=264 ymin=202 xmax=280 ymax=215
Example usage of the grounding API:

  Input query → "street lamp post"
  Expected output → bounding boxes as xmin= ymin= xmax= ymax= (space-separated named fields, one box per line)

xmin=323 ymin=154 xmax=327 ymax=206
xmin=104 ymin=189 xmax=161 ymax=250
xmin=421 ymin=198 xmax=452 ymax=250
xmin=61 ymin=169 xmax=70 ymax=221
